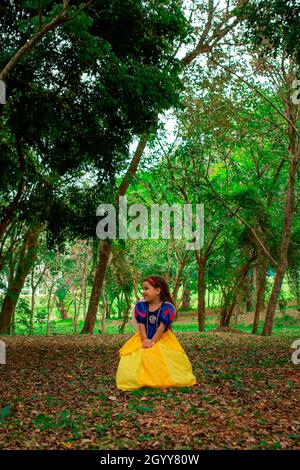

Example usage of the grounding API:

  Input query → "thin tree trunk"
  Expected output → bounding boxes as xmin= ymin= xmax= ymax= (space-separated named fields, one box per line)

xmin=252 ymin=259 xmax=268 ymax=334
xmin=165 ymin=239 xmax=171 ymax=284
xmin=181 ymin=287 xmax=191 ymax=310
xmin=73 ymin=290 xmax=82 ymax=334
xmin=197 ymin=258 xmax=206 ymax=332
xmin=56 ymin=298 xmax=69 ymax=320
xmin=82 ymin=280 xmax=87 ymax=321
xmin=10 ymin=309 xmax=16 ymax=335
xmin=46 ymin=283 xmax=55 ymax=336
xmin=245 ymin=271 xmax=254 ymax=312
xmin=100 ymin=280 xmax=107 ymax=335
xmin=119 ymin=291 xmax=131 ymax=334
xmin=29 ymin=269 xmax=35 ymax=335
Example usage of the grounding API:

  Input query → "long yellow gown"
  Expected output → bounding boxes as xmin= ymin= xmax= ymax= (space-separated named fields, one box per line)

xmin=116 ymin=327 xmax=197 ymax=391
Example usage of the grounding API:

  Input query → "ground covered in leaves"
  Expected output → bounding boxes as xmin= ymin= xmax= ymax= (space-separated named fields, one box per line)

xmin=0 ymin=332 xmax=300 ymax=450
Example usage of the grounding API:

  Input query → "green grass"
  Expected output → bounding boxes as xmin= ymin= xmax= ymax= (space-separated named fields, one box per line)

xmin=8 ymin=313 xmax=300 ymax=336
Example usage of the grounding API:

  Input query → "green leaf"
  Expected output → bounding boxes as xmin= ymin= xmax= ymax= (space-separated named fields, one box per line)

xmin=1 ymin=405 xmax=11 ymax=419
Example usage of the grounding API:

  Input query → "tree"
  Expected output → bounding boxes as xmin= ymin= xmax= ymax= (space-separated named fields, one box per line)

xmin=81 ymin=0 xmax=251 ymax=333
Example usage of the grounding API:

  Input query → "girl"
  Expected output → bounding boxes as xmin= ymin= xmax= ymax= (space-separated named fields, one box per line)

xmin=116 ymin=275 xmax=197 ymax=391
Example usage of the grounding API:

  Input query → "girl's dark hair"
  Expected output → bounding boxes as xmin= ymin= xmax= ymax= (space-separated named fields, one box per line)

xmin=143 ymin=275 xmax=175 ymax=308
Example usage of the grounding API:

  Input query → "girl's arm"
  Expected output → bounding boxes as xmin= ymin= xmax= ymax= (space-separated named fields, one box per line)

xmin=151 ymin=322 xmax=166 ymax=344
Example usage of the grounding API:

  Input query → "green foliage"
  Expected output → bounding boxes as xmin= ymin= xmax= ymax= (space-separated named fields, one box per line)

xmin=0 ymin=0 xmax=190 ymax=248
xmin=35 ymin=306 xmax=48 ymax=324
xmin=14 ymin=298 xmax=31 ymax=332
xmin=240 ymin=0 xmax=300 ymax=65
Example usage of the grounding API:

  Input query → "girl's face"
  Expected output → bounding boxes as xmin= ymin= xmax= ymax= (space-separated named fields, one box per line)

xmin=142 ymin=281 xmax=161 ymax=303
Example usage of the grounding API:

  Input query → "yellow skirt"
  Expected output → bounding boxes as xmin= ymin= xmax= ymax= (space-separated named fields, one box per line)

xmin=116 ymin=329 xmax=197 ymax=391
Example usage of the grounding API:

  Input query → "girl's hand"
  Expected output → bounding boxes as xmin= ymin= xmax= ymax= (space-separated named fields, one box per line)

xmin=141 ymin=338 xmax=154 ymax=349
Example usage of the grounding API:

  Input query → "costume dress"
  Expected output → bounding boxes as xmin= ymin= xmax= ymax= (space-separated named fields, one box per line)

xmin=116 ymin=300 xmax=197 ymax=391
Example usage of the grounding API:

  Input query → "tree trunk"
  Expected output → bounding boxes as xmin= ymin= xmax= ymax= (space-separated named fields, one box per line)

xmin=100 ymin=280 xmax=107 ymax=335
xmin=29 ymin=269 xmax=35 ymax=335
xmin=56 ymin=298 xmax=69 ymax=320
xmin=119 ymin=291 xmax=131 ymax=334
xmin=82 ymin=280 xmax=87 ymax=321
xmin=252 ymin=259 xmax=268 ymax=334
xmin=181 ymin=287 xmax=191 ymax=310
xmin=46 ymin=283 xmax=55 ymax=336
xmin=165 ymin=239 xmax=171 ymax=284
xmin=0 ymin=225 xmax=39 ymax=334
xmin=245 ymin=270 xmax=254 ymax=312
xmin=219 ymin=291 xmax=230 ymax=327
xmin=172 ymin=250 xmax=190 ymax=309
xmin=73 ymin=290 xmax=82 ymax=334
xmin=262 ymin=123 xmax=299 ymax=335
xmin=80 ymin=240 xmax=112 ymax=333
xmin=197 ymin=259 xmax=206 ymax=332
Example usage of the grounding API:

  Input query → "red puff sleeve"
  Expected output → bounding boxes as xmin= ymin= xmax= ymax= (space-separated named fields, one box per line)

xmin=134 ymin=301 xmax=147 ymax=325
xmin=160 ymin=302 xmax=176 ymax=331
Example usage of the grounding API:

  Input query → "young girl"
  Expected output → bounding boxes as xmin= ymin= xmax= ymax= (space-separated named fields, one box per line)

xmin=116 ymin=275 xmax=197 ymax=391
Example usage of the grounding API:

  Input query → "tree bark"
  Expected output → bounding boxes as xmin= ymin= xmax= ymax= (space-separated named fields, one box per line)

xmin=197 ymin=259 xmax=206 ymax=331
xmin=181 ymin=287 xmax=191 ymax=310
xmin=244 ymin=270 xmax=254 ymax=312
xmin=100 ymin=280 xmax=107 ymax=335
xmin=252 ymin=258 xmax=268 ymax=334
xmin=119 ymin=291 xmax=131 ymax=334
xmin=56 ymin=298 xmax=69 ymax=320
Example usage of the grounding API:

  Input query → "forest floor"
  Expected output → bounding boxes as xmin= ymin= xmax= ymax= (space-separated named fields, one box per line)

xmin=0 ymin=332 xmax=300 ymax=450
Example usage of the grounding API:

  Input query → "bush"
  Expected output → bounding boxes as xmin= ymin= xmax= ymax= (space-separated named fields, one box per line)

xmin=15 ymin=298 xmax=31 ymax=332
xmin=35 ymin=306 xmax=48 ymax=324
